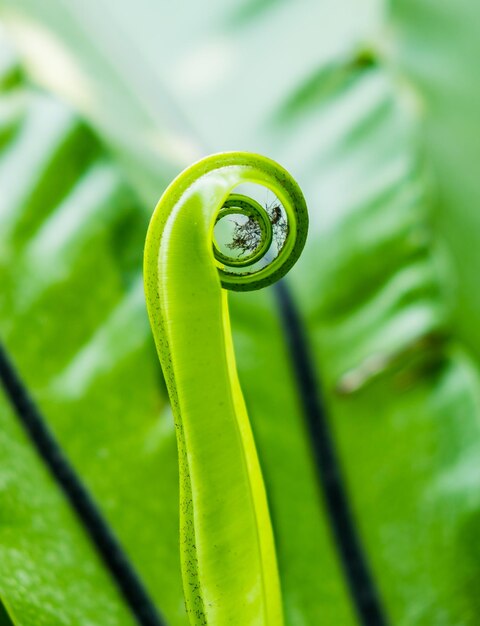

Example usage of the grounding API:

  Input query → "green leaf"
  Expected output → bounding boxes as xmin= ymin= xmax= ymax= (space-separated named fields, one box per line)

xmin=0 ymin=600 xmax=15 ymax=626
xmin=143 ymin=152 xmax=309 ymax=624
xmin=390 ymin=0 xmax=480 ymax=360
xmin=0 ymin=40 xmax=186 ymax=625
xmin=1 ymin=2 xmax=480 ymax=625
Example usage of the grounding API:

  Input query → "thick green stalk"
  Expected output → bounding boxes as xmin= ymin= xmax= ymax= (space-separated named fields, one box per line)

xmin=144 ymin=152 xmax=308 ymax=625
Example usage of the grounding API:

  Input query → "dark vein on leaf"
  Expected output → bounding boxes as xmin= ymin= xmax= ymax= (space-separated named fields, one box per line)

xmin=274 ymin=281 xmax=389 ymax=626
xmin=0 ymin=342 xmax=167 ymax=626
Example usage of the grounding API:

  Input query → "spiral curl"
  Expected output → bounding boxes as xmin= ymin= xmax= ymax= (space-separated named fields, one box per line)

xmin=213 ymin=157 xmax=308 ymax=290
xmin=148 ymin=151 xmax=308 ymax=293
xmin=144 ymin=152 xmax=308 ymax=626
xmin=213 ymin=194 xmax=273 ymax=269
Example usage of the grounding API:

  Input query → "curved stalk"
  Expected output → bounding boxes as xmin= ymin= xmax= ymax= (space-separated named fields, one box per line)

xmin=144 ymin=152 xmax=308 ymax=625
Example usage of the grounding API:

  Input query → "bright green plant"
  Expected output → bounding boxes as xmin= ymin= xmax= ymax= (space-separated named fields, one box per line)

xmin=144 ymin=153 xmax=308 ymax=624
xmin=2 ymin=2 xmax=480 ymax=626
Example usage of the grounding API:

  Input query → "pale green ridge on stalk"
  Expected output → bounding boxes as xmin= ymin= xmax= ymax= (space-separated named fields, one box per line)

xmin=144 ymin=152 xmax=308 ymax=625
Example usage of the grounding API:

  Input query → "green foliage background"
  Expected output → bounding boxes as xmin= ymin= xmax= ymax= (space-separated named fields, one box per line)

xmin=0 ymin=1 xmax=480 ymax=624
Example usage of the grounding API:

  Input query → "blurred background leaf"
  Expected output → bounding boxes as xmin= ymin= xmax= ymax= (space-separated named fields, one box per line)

xmin=0 ymin=1 xmax=480 ymax=625
xmin=0 ymin=39 xmax=182 ymax=625
xmin=391 ymin=0 xmax=480 ymax=362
